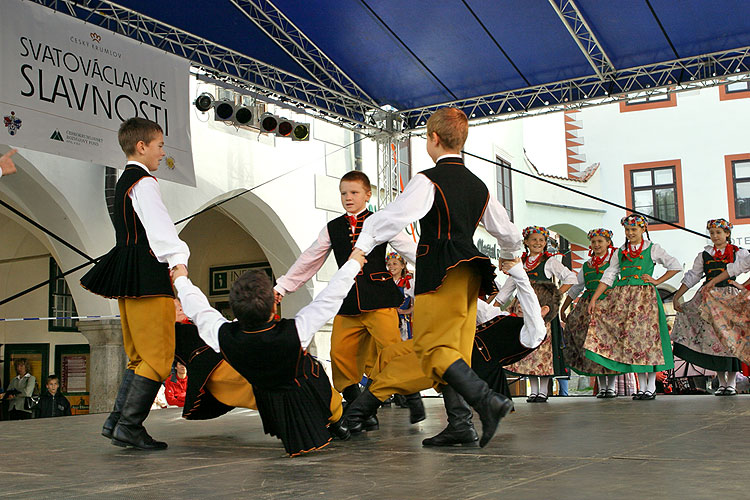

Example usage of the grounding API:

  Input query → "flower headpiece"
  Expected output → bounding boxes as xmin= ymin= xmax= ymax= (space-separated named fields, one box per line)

xmin=587 ymin=228 xmax=613 ymax=240
xmin=386 ymin=251 xmax=405 ymax=264
xmin=706 ymin=218 xmax=732 ymax=232
xmin=620 ymin=214 xmax=648 ymax=228
xmin=522 ymin=225 xmax=550 ymax=240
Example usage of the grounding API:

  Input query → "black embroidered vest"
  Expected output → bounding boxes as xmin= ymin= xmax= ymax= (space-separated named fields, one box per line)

xmin=327 ymin=211 xmax=403 ymax=315
xmin=415 ymin=158 xmax=497 ymax=295
xmin=218 ymin=319 xmax=301 ymax=390
xmin=80 ymin=165 xmax=173 ymax=298
xmin=702 ymin=250 xmax=736 ymax=288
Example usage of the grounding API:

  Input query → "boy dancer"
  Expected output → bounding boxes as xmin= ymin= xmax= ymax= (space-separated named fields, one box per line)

xmin=351 ymin=107 xmax=523 ymax=447
xmin=274 ymin=171 xmax=416 ymax=421
xmin=344 ymin=260 xmax=558 ymax=447
xmin=81 ymin=117 xmax=189 ymax=450
xmin=171 ymin=250 xmax=366 ymax=456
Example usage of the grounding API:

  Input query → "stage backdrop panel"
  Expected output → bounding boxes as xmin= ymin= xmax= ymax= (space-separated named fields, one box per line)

xmin=0 ymin=0 xmax=195 ymax=186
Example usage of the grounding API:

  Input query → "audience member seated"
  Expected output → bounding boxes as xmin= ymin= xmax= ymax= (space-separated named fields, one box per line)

xmin=164 ymin=362 xmax=188 ymax=407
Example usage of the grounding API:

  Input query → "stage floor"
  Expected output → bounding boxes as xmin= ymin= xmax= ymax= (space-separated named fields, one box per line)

xmin=2 ymin=395 xmax=748 ymax=499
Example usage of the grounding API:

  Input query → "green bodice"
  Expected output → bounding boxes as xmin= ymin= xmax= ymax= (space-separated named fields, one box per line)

xmin=582 ymin=260 xmax=611 ymax=299
xmin=615 ymin=243 xmax=655 ymax=286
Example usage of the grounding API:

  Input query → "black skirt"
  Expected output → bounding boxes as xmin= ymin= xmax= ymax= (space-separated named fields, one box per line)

xmin=80 ymin=244 xmax=173 ymax=298
xmin=254 ymin=353 xmax=334 ymax=456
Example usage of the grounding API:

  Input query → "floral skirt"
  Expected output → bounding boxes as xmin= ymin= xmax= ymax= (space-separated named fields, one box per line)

xmin=700 ymin=289 xmax=750 ymax=364
xmin=672 ymin=286 xmax=742 ymax=371
xmin=584 ymin=285 xmax=673 ymax=373
xmin=563 ymin=296 xmax=618 ymax=376
xmin=505 ymin=317 xmax=567 ymax=377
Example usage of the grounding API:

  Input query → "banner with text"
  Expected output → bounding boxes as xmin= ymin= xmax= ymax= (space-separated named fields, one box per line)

xmin=0 ymin=0 xmax=195 ymax=186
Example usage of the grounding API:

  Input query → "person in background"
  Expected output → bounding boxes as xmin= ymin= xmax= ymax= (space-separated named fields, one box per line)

xmin=36 ymin=375 xmax=71 ymax=418
xmin=1 ymin=358 xmax=37 ymax=420
xmin=164 ymin=362 xmax=188 ymax=407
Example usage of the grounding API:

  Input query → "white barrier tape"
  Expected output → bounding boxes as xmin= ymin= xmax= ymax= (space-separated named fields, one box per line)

xmin=0 ymin=315 xmax=120 ymax=322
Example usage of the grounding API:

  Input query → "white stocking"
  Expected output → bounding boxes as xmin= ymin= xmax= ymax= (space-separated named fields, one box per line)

xmin=597 ymin=376 xmax=607 ymax=393
xmin=636 ymin=372 xmax=647 ymax=394
xmin=717 ymin=371 xmax=727 ymax=388
xmin=606 ymin=375 xmax=617 ymax=392
xmin=646 ymin=372 xmax=657 ymax=394
xmin=529 ymin=376 xmax=539 ymax=395
xmin=539 ymin=377 xmax=551 ymax=396
xmin=726 ymin=371 xmax=737 ymax=389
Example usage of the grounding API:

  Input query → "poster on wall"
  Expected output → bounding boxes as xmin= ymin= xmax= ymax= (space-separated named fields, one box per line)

xmin=61 ymin=353 xmax=88 ymax=393
xmin=0 ymin=0 xmax=195 ymax=186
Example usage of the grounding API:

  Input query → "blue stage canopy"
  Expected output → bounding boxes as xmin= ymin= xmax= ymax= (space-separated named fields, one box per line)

xmin=36 ymin=0 xmax=750 ymax=129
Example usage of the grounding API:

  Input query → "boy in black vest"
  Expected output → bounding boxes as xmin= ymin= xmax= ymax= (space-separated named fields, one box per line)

xmin=274 ymin=171 xmax=416 ymax=424
xmin=81 ymin=117 xmax=190 ymax=450
xmin=351 ymin=107 xmax=523 ymax=447
xmin=344 ymin=260 xmax=559 ymax=447
xmin=171 ymin=250 xmax=366 ymax=456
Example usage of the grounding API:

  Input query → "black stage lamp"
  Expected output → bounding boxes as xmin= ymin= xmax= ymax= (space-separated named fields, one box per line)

xmin=234 ymin=106 xmax=254 ymax=126
xmin=194 ymin=92 xmax=214 ymax=112
xmin=260 ymin=112 xmax=278 ymax=133
xmin=214 ymin=100 xmax=235 ymax=121
xmin=276 ymin=119 xmax=293 ymax=137
xmin=292 ymin=123 xmax=310 ymax=141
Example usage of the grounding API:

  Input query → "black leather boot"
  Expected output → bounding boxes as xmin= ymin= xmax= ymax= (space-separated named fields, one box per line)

xmin=342 ymin=389 xmax=382 ymax=433
xmin=328 ymin=418 xmax=351 ymax=440
xmin=422 ymin=386 xmax=478 ymax=447
xmin=102 ymin=369 xmax=134 ymax=439
xmin=342 ymin=383 xmax=379 ymax=431
xmin=111 ymin=375 xmax=167 ymax=450
xmin=442 ymin=359 xmax=513 ymax=448
xmin=405 ymin=393 xmax=426 ymax=424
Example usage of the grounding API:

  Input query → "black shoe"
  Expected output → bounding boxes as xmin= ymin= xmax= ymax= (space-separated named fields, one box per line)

xmin=639 ymin=391 xmax=656 ymax=400
xmin=423 ymin=386 xmax=478 ymax=447
xmin=405 ymin=393 xmax=426 ymax=424
xmin=534 ymin=394 xmax=548 ymax=403
xmin=328 ymin=419 xmax=351 ymax=441
xmin=102 ymin=369 xmax=134 ymax=439
xmin=111 ymin=375 xmax=168 ymax=450
xmin=632 ymin=392 xmax=644 ymax=400
xmin=342 ymin=389 xmax=382 ymax=433
xmin=423 ymin=425 xmax=479 ymax=447
xmin=380 ymin=396 xmax=393 ymax=408
xmin=724 ymin=387 xmax=738 ymax=396
xmin=526 ymin=394 xmax=538 ymax=403
xmin=595 ymin=390 xmax=606 ymax=399
xmin=442 ymin=359 xmax=514 ymax=448
xmin=604 ymin=389 xmax=618 ymax=399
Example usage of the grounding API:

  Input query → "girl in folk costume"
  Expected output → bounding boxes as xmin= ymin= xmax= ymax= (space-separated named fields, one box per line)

xmin=699 ymin=226 xmax=750 ymax=369
xmin=560 ymin=229 xmax=620 ymax=398
xmin=501 ymin=226 xmax=577 ymax=402
xmin=386 ymin=252 xmax=414 ymax=341
xmin=586 ymin=214 xmax=681 ymax=400
xmin=671 ymin=219 xmax=746 ymax=396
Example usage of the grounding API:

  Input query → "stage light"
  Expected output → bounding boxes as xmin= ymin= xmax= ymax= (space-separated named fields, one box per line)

xmin=291 ymin=123 xmax=310 ymax=141
xmin=214 ymin=100 xmax=235 ymax=121
xmin=194 ymin=92 xmax=214 ymax=112
xmin=260 ymin=112 xmax=278 ymax=133
xmin=234 ymin=106 xmax=254 ymax=125
xmin=276 ymin=119 xmax=293 ymax=137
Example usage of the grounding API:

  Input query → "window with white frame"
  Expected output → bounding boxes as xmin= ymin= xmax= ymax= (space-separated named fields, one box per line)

xmin=495 ymin=156 xmax=513 ymax=221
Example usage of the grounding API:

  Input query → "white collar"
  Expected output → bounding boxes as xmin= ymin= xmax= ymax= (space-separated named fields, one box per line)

xmin=346 ymin=208 xmax=368 ymax=217
xmin=436 ymin=153 xmax=462 ymax=162
xmin=16 ymin=373 xmax=30 ymax=380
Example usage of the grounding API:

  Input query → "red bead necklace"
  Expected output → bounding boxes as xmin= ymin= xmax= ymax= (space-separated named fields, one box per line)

xmin=622 ymin=239 xmax=645 ymax=261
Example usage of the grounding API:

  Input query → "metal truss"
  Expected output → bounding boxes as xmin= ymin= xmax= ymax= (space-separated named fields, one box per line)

xmin=549 ymin=0 xmax=615 ymax=80
xmin=229 ymin=0 xmax=376 ymax=105
xmin=33 ymin=0 xmax=382 ymax=130
xmin=402 ymin=46 xmax=750 ymax=128
xmin=372 ymin=112 xmax=405 ymax=206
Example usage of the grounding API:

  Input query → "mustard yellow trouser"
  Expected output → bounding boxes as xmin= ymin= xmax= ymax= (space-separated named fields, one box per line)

xmin=330 ymin=308 xmax=400 ymax=392
xmin=412 ymin=263 xmax=481 ymax=388
xmin=205 ymin=360 xmax=343 ymax=422
xmin=118 ymin=297 xmax=175 ymax=382
xmin=368 ymin=340 xmax=433 ymax=401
